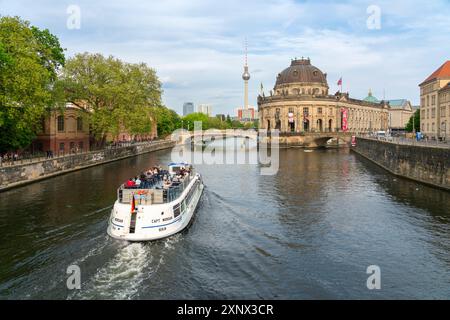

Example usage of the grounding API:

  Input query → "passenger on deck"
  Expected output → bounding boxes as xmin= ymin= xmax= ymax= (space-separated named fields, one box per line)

xmin=163 ymin=178 xmax=171 ymax=189
xmin=126 ymin=178 xmax=135 ymax=188
xmin=135 ymin=176 xmax=141 ymax=187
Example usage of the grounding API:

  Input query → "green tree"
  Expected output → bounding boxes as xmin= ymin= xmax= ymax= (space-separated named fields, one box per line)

xmin=60 ymin=53 xmax=162 ymax=144
xmin=231 ymin=120 xmax=244 ymax=129
xmin=405 ymin=109 xmax=420 ymax=132
xmin=226 ymin=114 xmax=232 ymax=127
xmin=182 ymin=112 xmax=210 ymax=130
xmin=0 ymin=16 xmax=65 ymax=153
xmin=154 ymin=106 xmax=181 ymax=137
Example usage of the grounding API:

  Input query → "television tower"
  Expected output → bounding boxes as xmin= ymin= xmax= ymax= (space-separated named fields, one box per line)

xmin=242 ymin=38 xmax=250 ymax=110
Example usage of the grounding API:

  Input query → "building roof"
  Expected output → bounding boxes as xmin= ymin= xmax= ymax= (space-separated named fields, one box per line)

xmin=420 ymin=60 xmax=450 ymax=86
xmin=363 ymin=89 xmax=380 ymax=103
xmin=388 ymin=99 xmax=407 ymax=107
xmin=275 ymin=58 xmax=328 ymax=87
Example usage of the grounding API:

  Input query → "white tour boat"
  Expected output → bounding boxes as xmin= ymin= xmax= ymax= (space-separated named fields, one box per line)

xmin=107 ymin=163 xmax=204 ymax=241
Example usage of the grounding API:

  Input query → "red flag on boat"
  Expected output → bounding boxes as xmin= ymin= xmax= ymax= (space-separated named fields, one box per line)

xmin=131 ymin=193 xmax=135 ymax=213
xmin=337 ymin=77 xmax=342 ymax=86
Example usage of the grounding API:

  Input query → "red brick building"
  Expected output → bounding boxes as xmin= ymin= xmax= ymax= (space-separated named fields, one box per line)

xmin=31 ymin=103 xmax=90 ymax=154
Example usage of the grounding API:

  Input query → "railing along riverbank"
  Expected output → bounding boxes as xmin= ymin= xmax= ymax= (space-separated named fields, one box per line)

xmin=0 ymin=139 xmax=175 ymax=192
xmin=356 ymin=134 xmax=450 ymax=149
xmin=0 ymin=140 xmax=165 ymax=167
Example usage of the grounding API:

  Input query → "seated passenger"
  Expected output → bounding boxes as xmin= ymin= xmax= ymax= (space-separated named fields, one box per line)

xmin=126 ymin=178 xmax=135 ymax=188
xmin=163 ymin=178 xmax=171 ymax=188
xmin=135 ymin=177 xmax=141 ymax=187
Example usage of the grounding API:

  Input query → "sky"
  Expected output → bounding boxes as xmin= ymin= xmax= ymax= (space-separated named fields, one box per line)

xmin=1 ymin=0 xmax=449 ymax=116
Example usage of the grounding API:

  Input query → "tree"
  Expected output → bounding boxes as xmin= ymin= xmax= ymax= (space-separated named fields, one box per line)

xmin=60 ymin=53 xmax=162 ymax=144
xmin=0 ymin=16 xmax=65 ymax=153
xmin=154 ymin=106 xmax=181 ymax=137
xmin=405 ymin=109 xmax=420 ymax=132
xmin=182 ymin=112 xmax=210 ymax=130
xmin=226 ymin=114 xmax=232 ymax=127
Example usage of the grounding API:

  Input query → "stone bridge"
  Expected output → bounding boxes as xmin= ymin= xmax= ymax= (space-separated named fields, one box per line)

xmin=269 ymin=131 xmax=354 ymax=148
xmin=177 ymin=129 xmax=258 ymax=145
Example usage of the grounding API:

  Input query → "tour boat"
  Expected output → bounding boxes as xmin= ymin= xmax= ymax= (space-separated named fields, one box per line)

xmin=107 ymin=163 xmax=204 ymax=241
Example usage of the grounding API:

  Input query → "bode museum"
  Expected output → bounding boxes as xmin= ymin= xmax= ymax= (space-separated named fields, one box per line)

xmin=257 ymin=58 xmax=389 ymax=144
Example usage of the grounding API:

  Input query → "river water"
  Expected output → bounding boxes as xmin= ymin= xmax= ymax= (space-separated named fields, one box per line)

xmin=0 ymin=138 xmax=449 ymax=299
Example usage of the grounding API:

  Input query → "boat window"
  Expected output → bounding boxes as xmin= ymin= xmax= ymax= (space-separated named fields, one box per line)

xmin=173 ymin=203 xmax=181 ymax=218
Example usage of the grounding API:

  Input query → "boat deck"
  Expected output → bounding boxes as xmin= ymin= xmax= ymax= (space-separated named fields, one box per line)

xmin=118 ymin=170 xmax=196 ymax=205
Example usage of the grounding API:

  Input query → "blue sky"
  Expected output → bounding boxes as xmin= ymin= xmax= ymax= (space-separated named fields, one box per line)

xmin=1 ymin=0 xmax=449 ymax=115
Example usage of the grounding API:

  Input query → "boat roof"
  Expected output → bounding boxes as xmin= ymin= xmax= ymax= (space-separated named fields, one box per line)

xmin=168 ymin=162 xmax=190 ymax=167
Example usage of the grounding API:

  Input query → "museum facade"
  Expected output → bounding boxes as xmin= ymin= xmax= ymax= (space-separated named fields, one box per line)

xmin=257 ymin=58 xmax=389 ymax=134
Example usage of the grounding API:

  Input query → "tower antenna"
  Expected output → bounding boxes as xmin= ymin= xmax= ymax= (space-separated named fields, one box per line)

xmin=244 ymin=37 xmax=248 ymax=66
xmin=242 ymin=37 xmax=251 ymax=111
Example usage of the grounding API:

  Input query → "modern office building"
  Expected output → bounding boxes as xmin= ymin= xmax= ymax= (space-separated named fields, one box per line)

xmin=183 ymin=102 xmax=194 ymax=116
xmin=237 ymin=107 xmax=257 ymax=121
xmin=197 ymin=104 xmax=212 ymax=116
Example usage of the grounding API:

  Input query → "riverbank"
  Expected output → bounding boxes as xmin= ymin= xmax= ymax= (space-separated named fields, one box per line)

xmin=352 ymin=137 xmax=450 ymax=191
xmin=0 ymin=140 xmax=175 ymax=192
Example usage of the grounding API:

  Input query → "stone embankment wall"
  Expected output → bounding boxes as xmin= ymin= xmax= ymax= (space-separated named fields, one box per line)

xmin=352 ymin=138 xmax=449 ymax=190
xmin=0 ymin=140 xmax=175 ymax=191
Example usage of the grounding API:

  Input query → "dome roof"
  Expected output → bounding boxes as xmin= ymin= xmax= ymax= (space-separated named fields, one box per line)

xmin=275 ymin=58 xmax=328 ymax=87
xmin=363 ymin=89 xmax=380 ymax=103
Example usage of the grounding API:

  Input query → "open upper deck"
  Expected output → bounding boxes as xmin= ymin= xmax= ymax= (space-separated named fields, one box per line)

xmin=117 ymin=164 xmax=195 ymax=205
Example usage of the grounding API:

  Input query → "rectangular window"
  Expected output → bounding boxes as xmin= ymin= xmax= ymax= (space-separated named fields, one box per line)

xmin=78 ymin=141 xmax=84 ymax=150
xmin=59 ymin=142 xmax=65 ymax=151
xmin=318 ymin=107 xmax=322 ymax=114
xmin=303 ymin=107 xmax=309 ymax=116
xmin=77 ymin=117 xmax=83 ymax=131
xmin=173 ymin=203 xmax=181 ymax=218
xmin=70 ymin=142 xmax=75 ymax=151
xmin=57 ymin=116 xmax=65 ymax=132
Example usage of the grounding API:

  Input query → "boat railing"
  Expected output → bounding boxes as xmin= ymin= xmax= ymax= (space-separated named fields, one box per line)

xmin=117 ymin=172 xmax=195 ymax=205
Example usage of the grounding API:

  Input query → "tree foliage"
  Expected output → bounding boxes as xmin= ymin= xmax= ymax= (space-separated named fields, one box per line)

xmin=153 ymin=105 xmax=181 ymax=137
xmin=60 ymin=52 xmax=163 ymax=142
xmin=405 ymin=109 xmax=420 ymax=132
xmin=180 ymin=112 xmax=257 ymax=130
xmin=0 ymin=16 xmax=65 ymax=153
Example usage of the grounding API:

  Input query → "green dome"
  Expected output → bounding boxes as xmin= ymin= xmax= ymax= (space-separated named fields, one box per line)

xmin=363 ymin=89 xmax=379 ymax=103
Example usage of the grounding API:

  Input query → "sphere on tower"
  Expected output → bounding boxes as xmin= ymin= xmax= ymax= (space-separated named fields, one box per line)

xmin=242 ymin=66 xmax=250 ymax=81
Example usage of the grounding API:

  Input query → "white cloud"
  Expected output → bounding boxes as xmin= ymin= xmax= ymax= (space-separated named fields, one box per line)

xmin=1 ymin=0 xmax=449 ymax=114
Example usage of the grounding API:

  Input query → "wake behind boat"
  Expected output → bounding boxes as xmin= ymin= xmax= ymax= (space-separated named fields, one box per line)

xmin=107 ymin=163 xmax=204 ymax=241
